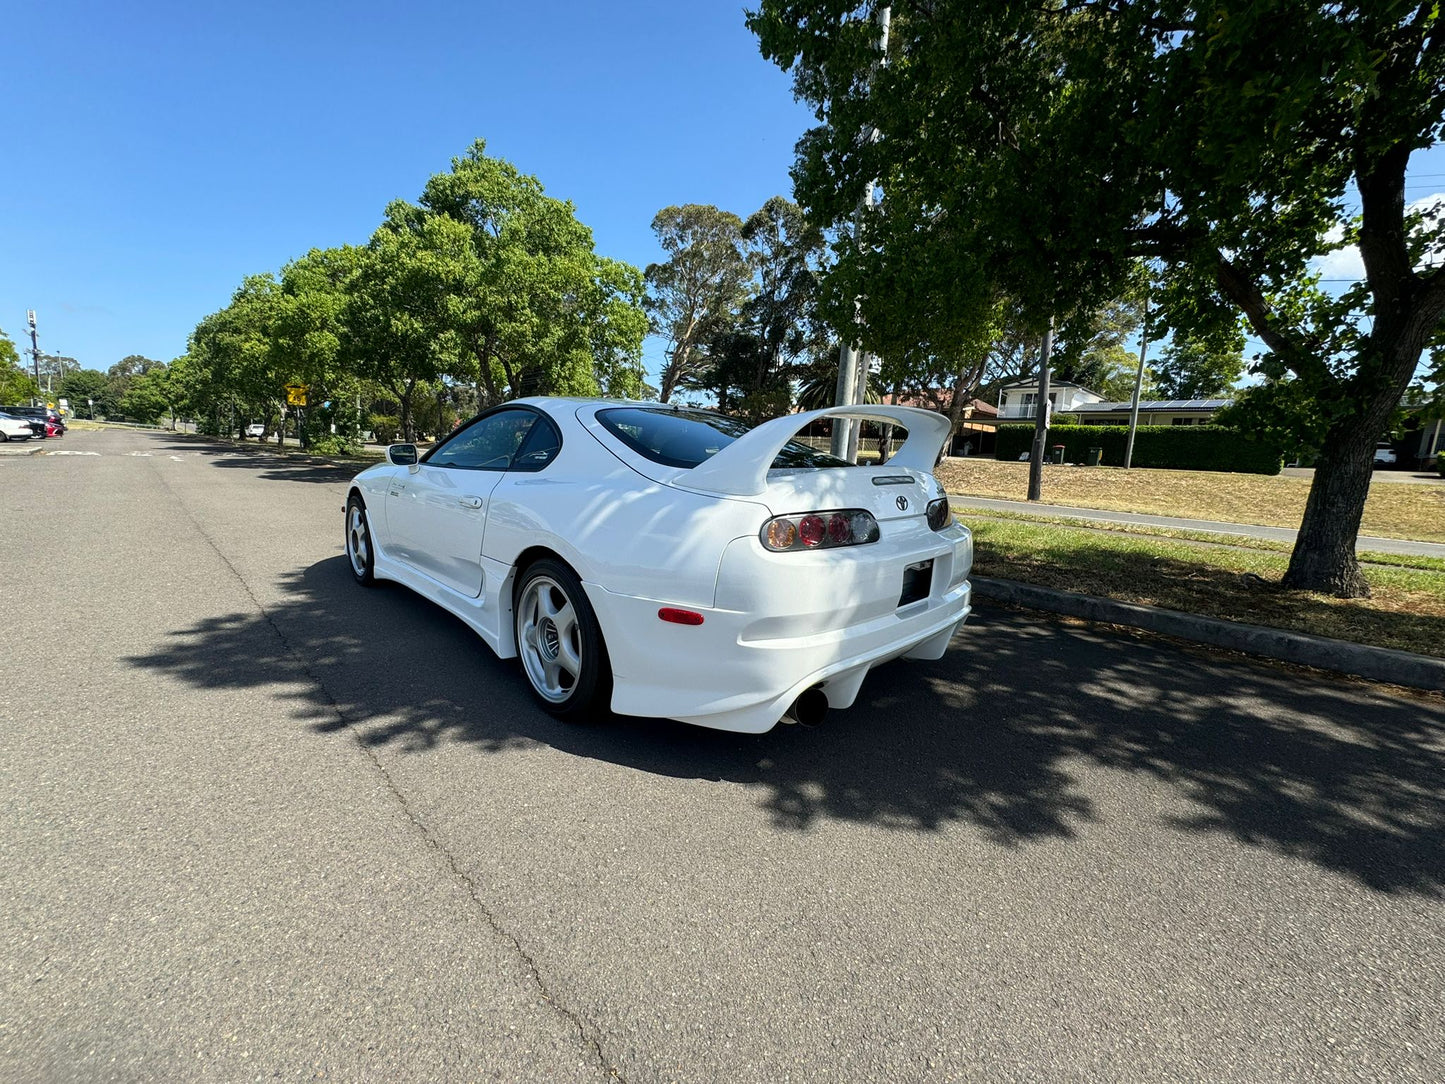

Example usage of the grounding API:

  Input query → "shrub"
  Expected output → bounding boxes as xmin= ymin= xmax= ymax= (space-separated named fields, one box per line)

xmin=306 ymin=434 xmax=361 ymax=456
xmin=994 ymin=424 xmax=1284 ymax=474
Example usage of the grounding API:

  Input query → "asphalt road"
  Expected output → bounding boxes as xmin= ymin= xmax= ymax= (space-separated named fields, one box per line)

xmin=4 ymin=427 xmax=1443 ymax=1083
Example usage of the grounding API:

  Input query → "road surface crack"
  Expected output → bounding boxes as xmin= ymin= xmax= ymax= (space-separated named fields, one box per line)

xmin=149 ymin=464 xmax=628 ymax=1083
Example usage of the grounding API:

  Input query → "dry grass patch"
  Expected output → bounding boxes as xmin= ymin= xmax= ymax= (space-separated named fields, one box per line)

xmin=965 ymin=517 xmax=1445 ymax=657
xmin=935 ymin=457 xmax=1445 ymax=543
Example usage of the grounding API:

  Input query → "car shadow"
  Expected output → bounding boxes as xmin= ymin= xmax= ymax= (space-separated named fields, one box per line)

xmin=125 ymin=556 xmax=1445 ymax=897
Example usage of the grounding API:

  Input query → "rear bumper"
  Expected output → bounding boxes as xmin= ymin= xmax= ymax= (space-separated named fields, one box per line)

xmin=586 ymin=524 xmax=973 ymax=733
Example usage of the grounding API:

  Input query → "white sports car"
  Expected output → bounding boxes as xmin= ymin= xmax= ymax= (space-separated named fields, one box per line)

xmin=344 ymin=399 xmax=973 ymax=733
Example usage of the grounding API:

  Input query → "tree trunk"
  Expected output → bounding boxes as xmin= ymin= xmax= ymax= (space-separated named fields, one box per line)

xmin=400 ymin=379 xmax=417 ymax=443
xmin=1282 ymin=330 xmax=1428 ymax=597
xmin=1282 ymin=433 xmax=1374 ymax=597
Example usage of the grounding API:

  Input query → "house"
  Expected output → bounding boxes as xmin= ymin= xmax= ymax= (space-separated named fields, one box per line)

xmin=995 ymin=378 xmax=1104 ymax=419
xmin=997 ymin=379 xmax=1231 ymax=426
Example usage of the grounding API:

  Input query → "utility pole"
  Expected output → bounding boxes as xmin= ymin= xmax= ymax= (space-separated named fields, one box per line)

xmin=830 ymin=4 xmax=891 ymax=462
xmin=1027 ymin=317 xmax=1056 ymax=502
xmin=1123 ymin=292 xmax=1152 ymax=469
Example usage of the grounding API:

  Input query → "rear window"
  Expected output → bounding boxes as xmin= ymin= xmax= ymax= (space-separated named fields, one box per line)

xmin=597 ymin=407 xmax=852 ymax=470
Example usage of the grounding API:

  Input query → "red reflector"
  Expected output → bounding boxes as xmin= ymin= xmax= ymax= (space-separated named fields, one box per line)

xmin=658 ymin=607 xmax=705 ymax=625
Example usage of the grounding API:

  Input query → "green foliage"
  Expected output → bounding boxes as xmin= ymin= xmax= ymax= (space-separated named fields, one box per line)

xmin=58 ymin=369 xmax=114 ymax=416
xmin=994 ymin=424 xmax=1283 ymax=475
xmin=182 ymin=140 xmax=645 ymax=444
xmin=118 ymin=367 xmax=175 ymax=424
xmin=750 ymin=1 xmax=1445 ymax=595
xmin=645 ymin=204 xmax=751 ymax=403
xmin=0 ymin=328 xmax=39 ymax=402
xmin=1154 ymin=336 xmax=1246 ymax=400
xmin=304 ymin=433 xmax=361 ymax=456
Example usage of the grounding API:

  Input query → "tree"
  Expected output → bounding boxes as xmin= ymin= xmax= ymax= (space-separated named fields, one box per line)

xmin=187 ymin=276 xmax=285 ymax=437
xmin=58 ymin=369 xmax=113 ymax=416
xmin=107 ymin=354 xmax=165 ymax=416
xmin=119 ymin=366 xmax=176 ymax=425
xmin=0 ymin=328 xmax=38 ymax=402
xmin=1154 ymin=337 xmax=1246 ymax=401
xmin=405 ymin=141 xmax=647 ymax=408
xmin=751 ymin=1 xmax=1445 ymax=597
xmin=645 ymin=204 xmax=752 ymax=402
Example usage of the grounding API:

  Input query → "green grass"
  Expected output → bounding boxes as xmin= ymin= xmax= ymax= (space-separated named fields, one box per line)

xmin=936 ymin=456 xmax=1445 ymax=543
xmin=961 ymin=515 xmax=1445 ymax=658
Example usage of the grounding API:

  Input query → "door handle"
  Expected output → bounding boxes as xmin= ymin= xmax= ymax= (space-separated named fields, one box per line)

xmin=457 ymin=496 xmax=484 ymax=509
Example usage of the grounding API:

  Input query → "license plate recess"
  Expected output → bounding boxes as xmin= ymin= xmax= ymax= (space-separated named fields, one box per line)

xmin=898 ymin=559 xmax=934 ymax=607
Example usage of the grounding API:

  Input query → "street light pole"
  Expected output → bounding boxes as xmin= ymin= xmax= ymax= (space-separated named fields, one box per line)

xmin=1124 ymin=293 xmax=1152 ymax=469
xmin=830 ymin=5 xmax=891 ymax=463
xmin=1027 ymin=317 xmax=1056 ymax=502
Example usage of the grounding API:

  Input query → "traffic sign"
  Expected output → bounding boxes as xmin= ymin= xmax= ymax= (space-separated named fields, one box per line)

xmin=284 ymin=384 xmax=308 ymax=407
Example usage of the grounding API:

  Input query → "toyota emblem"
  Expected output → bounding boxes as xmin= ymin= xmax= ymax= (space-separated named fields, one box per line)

xmin=896 ymin=495 xmax=909 ymax=511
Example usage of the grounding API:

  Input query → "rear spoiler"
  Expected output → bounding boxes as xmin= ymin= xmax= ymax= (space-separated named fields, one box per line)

xmin=684 ymin=405 xmax=951 ymax=497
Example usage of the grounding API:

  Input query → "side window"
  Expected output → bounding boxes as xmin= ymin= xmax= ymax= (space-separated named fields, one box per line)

xmin=510 ymin=417 xmax=562 ymax=472
xmin=426 ymin=410 xmax=537 ymax=471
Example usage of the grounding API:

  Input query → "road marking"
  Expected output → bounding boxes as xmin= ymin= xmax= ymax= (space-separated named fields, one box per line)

xmin=47 ymin=450 xmax=101 ymax=456
xmin=127 ymin=452 xmax=152 ymax=457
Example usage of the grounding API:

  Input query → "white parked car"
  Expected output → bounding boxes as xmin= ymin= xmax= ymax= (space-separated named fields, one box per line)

xmin=344 ymin=399 xmax=973 ymax=733
xmin=244 ymin=423 xmax=266 ymax=438
xmin=1373 ymin=442 xmax=1397 ymax=467
xmin=0 ymin=412 xmax=34 ymax=442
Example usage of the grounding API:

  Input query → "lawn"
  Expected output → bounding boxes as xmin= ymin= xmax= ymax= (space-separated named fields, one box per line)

xmin=934 ymin=457 xmax=1445 ymax=543
xmin=962 ymin=514 xmax=1445 ymax=658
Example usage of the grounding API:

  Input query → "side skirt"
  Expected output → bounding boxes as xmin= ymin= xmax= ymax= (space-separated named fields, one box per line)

xmin=371 ymin=549 xmax=518 ymax=659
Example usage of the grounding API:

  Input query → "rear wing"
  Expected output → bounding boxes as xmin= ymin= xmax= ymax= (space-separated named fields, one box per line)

xmin=684 ymin=405 xmax=951 ymax=497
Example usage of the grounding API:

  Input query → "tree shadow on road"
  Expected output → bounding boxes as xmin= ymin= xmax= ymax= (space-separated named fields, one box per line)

xmin=148 ymin=434 xmax=367 ymax=484
xmin=125 ymin=556 xmax=1445 ymax=897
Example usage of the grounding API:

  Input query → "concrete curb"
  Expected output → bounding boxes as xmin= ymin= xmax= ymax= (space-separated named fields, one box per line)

xmin=0 ymin=442 xmax=47 ymax=456
xmin=971 ymin=576 xmax=1445 ymax=693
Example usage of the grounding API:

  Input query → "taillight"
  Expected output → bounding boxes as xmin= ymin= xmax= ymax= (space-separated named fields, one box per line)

xmin=926 ymin=497 xmax=952 ymax=531
xmin=760 ymin=509 xmax=880 ymax=552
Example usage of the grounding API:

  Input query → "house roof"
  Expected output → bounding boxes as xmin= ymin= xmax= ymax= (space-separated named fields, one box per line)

xmin=1074 ymin=399 xmax=1232 ymax=413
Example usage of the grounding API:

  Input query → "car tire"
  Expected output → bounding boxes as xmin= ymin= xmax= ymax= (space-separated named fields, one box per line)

xmin=345 ymin=494 xmax=376 ymax=586
xmin=514 ymin=558 xmax=611 ymax=719
xmin=0 ymin=432 xmax=7 ymax=443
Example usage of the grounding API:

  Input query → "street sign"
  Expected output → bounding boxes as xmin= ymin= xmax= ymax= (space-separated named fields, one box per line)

xmin=26 ymin=310 xmax=36 ymax=328
xmin=284 ymin=384 xmax=308 ymax=407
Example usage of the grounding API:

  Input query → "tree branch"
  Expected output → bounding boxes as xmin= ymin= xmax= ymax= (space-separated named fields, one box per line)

xmin=1212 ymin=252 xmax=1331 ymax=383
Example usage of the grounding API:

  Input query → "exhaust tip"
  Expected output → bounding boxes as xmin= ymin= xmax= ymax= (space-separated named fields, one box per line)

xmin=782 ymin=686 xmax=829 ymax=728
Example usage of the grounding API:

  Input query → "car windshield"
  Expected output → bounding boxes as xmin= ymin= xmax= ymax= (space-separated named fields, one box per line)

xmin=597 ymin=407 xmax=853 ymax=470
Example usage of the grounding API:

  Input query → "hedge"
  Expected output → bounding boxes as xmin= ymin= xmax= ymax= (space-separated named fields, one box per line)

xmin=994 ymin=424 xmax=1283 ymax=475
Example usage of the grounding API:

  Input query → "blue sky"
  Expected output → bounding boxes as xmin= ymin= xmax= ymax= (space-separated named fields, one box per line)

xmin=3 ymin=2 xmax=1444 ymax=390
xmin=0 ymin=0 xmax=814 ymax=381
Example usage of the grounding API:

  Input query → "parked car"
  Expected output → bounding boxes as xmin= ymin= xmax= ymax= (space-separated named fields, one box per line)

xmin=0 ymin=410 xmax=46 ymax=439
xmin=244 ymin=422 xmax=266 ymax=438
xmin=0 ymin=412 xmax=36 ymax=442
xmin=344 ymin=399 xmax=974 ymax=733
xmin=2 ymin=405 xmax=64 ymax=436
xmin=1373 ymin=443 xmax=1398 ymax=468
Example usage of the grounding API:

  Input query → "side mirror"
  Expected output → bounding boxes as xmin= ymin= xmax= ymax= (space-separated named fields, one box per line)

xmin=387 ymin=443 xmax=419 ymax=466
